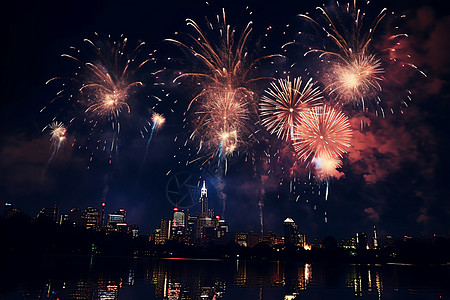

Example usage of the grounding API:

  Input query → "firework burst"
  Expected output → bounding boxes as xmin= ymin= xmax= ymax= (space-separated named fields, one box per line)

xmin=146 ymin=112 xmax=165 ymax=149
xmin=293 ymin=105 xmax=352 ymax=165
xmin=65 ymin=35 xmax=150 ymax=129
xmin=44 ymin=121 xmax=67 ymax=163
xmin=192 ymin=87 xmax=253 ymax=164
xmin=44 ymin=33 xmax=156 ymax=165
xmin=168 ymin=9 xmax=280 ymax=167
xmin=260 ymin=77 xmax=323 ymax=141
xmin=299 ymin=1 xmax=424 ymax=112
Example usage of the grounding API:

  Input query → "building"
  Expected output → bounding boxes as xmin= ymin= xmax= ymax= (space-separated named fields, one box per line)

xmin=200 ymin=181 xmax=208 ymax=217
xmin=83 ymin=206 xmax=100 ymax=230
xmin=107 ymin=209 xmax=127 ymax=232
xmin=283 ymin=218 xmax=306 ymax=248
xmin=128 ymin=224 xmax=139 ymax=238
xmin=100 ymin=202 xmax=106 ymax=228
xmin=3 ymin=202 xmax=21 ymax=218
xmin=36 ymin=205 xmax=58 ymax=222
xmin=372 ymin=225 xmax=379 ymax=249
xmin=185 ymin=215 xmax=198 ymax=245
xmin=69 ymin=208 xmax=83 ymax=226
xmin=235 ymin=232 xmax=260 ymax=248
xmin=283 ymin=217 xmax=298 ymax=246
xmin=155 ymin=219 xmax=171 ymax=245
xmin=171 ymin=208 xmax=185 ymax=242
xmin=355 ymin=232 xmax=368 ymax=250
xmin=259 ymin=231 xmax=284 ymax=246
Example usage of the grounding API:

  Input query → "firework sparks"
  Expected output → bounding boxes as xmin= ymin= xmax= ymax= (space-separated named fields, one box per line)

xmin=71 ymin=36 xmax=149 ymax=128
xmin=192 ymin=87 xmax=252 ymax=165
xmin=146 ymin=112 xmax=166 ymax=149
xmin=293 ymin=105 xmax=352 ymax=165
xmin=328 ymin=53 xmax=384 ymax=106
xmin=44 ymin=121 xmax=67 ymax=163
xmin=260 ymin=77 xmax=323 ymax=141
xmin=45 ymin=33 xmax=153 ymax=165
xmin=166 ymin=8 xmax=281 ymax=91
xmin=167 ymin=9 xmax=281 ymax=168
xmin=299 ymin=1 xmax=422 ymax=111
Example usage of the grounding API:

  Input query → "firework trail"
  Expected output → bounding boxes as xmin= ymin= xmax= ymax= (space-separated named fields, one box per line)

xmin=44 ymin=121 xmax=67 ymax=164
xmin=293 ymin=105 xmax=352 ymax=178
xmin=260 ymin=77 xmax=323 ymax=141
xmin=299 ymin=1 xmax=425 ymax=112
xmin=146 ymin=112 xmax=165 ymax=149
xmin=142 ymin=112 xmax=166 ymax=165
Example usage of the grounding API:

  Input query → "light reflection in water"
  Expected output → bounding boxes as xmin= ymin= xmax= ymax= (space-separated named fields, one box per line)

xmin=3 ymin=256 xmax=449 ymax=299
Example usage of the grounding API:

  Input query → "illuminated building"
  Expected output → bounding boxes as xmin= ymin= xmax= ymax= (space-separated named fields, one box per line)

xmin=356 ymin=232 xmax=368 ymax=250
xmin=283 ymin=217 xmax=301 ymax=246
xmin=97 ymin=277 xmax=119 ymax=300
xmin=69 ymin=208 xmax=83 ymax=226
xmin=128 ymin=224 xmax=139 ymax=238
xmin=83 ymin=206 xmax=100 ymax=230
xmin=185 ymin=214 xmax=198 ymax=245
xmin=259 ymin=231 xmax=284 ymax=246
xmin=59 ymin=214 xmax=69 ymax=225
xmin=195 ymin=181 xmax=222 ymax=246
xmin=107 ymin=209 xmax=127 ymax=232
xmin=171 ymin=208 xmax=185 ymax=242
xmin=100 ymin=202 xmax=106 ymax=228
xmin=3 ymin=202 xmax=21 ymax=218
xmin=200 ymin=180 xmax=208 ymax=217
xmin=372 ymin=225 xmax=379 ymax=249
xmin=155 ymin=219 xmax=171 ymax=244
xmin=217 ymin=218 xmax=229 ymax=238
xmin=36 ymin=204 xmax=58 ymax=222
xmin=234 ymin=232 xmax=260 ymax=247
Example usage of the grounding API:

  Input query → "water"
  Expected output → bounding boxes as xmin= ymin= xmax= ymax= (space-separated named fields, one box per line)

xmin=1 ymin=255 xmax=449 ymax=299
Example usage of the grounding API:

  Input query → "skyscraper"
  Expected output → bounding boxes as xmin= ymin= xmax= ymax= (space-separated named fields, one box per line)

xmin=100 ymin=202 xmax=106 ymax=228
xmin=107 ymin=209 xmax=127 ymax=232
xmin=356 ymin=232 xmax=368 ymax=250
xmin=283 ymin=218 xmax=298 ymax=246
xmin=200 ymin=181 xmax=208 ymax=217
xmin=159 ymin=219 xmax=172 ymax=244
xmin=171 ymin=208 xmax=185 ymax=242
xmin=83 ymin=206 xmax=100 ymax=230
xmin=372 ymin=225 xmax=379 ymax=249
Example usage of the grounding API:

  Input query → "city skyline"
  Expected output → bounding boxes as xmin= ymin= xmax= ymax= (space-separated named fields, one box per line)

xmin=1 ymin=0 xmax=449 ymax=240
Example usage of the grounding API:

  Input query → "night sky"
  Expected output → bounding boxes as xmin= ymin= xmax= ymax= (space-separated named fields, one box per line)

xmin=1 ymin=0 xmax=449 ymax=240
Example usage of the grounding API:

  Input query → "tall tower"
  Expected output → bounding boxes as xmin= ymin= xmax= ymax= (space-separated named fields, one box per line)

xmin=100 ymin=202 xmax=106 ymax=228
xmin=372 ymin=225 xmax=379 ymax=249
xmin=200 ymin=181 xmax=208 ymax=217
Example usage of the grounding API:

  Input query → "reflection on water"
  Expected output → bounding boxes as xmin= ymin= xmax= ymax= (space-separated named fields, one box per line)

xmin=0 ymin=256 xmax=449 ymax=299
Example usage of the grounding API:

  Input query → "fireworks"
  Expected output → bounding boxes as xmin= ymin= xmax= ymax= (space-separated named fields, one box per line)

xmin=166 ymin=9 xmax=280 ymax=92
xmin=167 ymin=9 xmax=280 ymax=166
xmin=328 ymin=53 xmax=384 ymax=106
xmin=152 ymin=113 xmax=166 ymax=130
xmin=260 ymin=77 xmax=323 ymax=141
xmin=299 ymin=1 xmax=420 ymax=111
xmin=66 ymin=36 xmax=150 ymax=127
xmin=293 ymin=105 xmax=352 ymax=163
xmin=146 ymin=112 xmax=166 ymax=149
xmin=44 ymin=121 xmax=67 ymax=163
xmin=192 ymin=87 xmax=253 ymax=162
xmin=44 ymin=33 xmax=158 ymax=165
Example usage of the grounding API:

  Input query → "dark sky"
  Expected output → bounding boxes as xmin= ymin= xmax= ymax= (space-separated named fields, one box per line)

xmin=1 ymin=0 xmax=449 ymax=240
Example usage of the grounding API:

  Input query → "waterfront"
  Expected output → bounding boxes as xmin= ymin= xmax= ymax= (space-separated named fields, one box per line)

xmin=1 ymin=256 xmax=449 ymax=299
